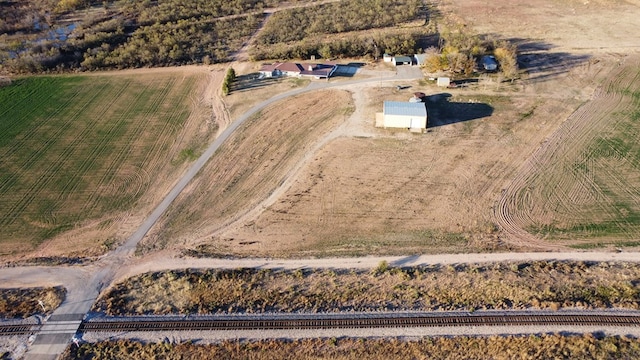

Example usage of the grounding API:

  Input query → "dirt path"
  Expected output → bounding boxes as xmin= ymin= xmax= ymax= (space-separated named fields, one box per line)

xmin=211 ymin=81 xmax=381 ymax=241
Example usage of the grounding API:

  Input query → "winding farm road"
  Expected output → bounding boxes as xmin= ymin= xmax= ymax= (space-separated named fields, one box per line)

xmin=4 ymin=63 xmax=640 ymax=359
xmin=3 ymin=67 xmax=417 ymax=360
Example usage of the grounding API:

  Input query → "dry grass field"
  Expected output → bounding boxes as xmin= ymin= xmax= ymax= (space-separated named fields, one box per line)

xmin=0 ymin=68 xmax=216 ymax=262
xmin=63 ymin=334 xmax=640 ymax=360
xmin=2 ymin=0 xmax=640 ymax=261
xmin=95 ymin=261 xmax=640 ymax=316
xmin=149 ymin=0 xmax=640 ymax=257
xmin=0 ymin=286 xmax=64 ymax=318
xmin=139 ymin=89 xmax=355 ymax=254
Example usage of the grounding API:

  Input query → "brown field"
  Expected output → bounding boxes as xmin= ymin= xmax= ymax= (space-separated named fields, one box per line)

xmin=0 ymin=287 xmax=65 ymax=318
xmin=144 ymin=0 xmax=640 ymax=257
xmin=139 ymin=89 xmax=355 ymax=254
xmin=95 ymin=261 xmax=640 ymax=316
xmin=3 ymin=0 xmax=640 ymax=260
xmin=62 ymin=335 xmax=640 ymax=360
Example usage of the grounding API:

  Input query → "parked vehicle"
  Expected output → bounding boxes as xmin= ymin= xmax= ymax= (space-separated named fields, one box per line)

xmin=481 ymin=55 xmax=498 ymax=71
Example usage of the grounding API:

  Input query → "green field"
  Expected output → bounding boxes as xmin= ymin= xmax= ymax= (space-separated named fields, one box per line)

xmin=0 ymin=73 xmax=200 ymax=257
xmin=520 ymin=64 xmax=640 ymax=246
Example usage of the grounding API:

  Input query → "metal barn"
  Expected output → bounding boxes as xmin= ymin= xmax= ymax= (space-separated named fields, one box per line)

xmin=381 ymin=101 xmax=427 ymax=132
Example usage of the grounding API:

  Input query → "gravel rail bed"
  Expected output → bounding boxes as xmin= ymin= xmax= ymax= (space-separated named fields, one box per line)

xmin=76 ymin=309 xmax=640 ymax=343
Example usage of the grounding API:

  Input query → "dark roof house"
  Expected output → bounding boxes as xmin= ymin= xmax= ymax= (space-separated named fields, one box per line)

xmin=259 ymin=62 xmax=337 ymax=79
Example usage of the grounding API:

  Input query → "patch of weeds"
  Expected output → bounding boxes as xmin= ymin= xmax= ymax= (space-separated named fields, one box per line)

xmin=175 ymin=148 xmax=199 ymax=164
xmin=569 ymin=242 xmax=607 ymax=249
xmin=287 ymin=78 xmax=309 ymax=88
xmin=12 ymin=256 xmax=88 ymax=266
xmin=102 ymin=238 xmax=117 ymax=251
xmin=371 ymin=260 xmax=390 ymax=276
xmin=93 ymin=261 xmax=640 ymax=316
xmin=0 ymin=286 xmax=66 ymax=318
xmin=61 ymin=335 xmax=640 ymax=360
xmin=518 ymin=105 xmax=536 ymax=121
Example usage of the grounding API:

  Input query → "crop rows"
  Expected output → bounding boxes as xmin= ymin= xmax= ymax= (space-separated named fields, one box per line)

xmin=0 ymin=74 xmax=198 ymax=252
xmin=495 ymin=56 xmax=640 ymax=247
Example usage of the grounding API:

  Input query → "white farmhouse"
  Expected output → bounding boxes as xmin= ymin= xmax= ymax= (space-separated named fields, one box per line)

xmin=376 ymin=101 xmax=427 ymax=133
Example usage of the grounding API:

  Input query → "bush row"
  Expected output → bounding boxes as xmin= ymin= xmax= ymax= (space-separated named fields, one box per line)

xmin=63 ymin=334 xmax=640 ymax=360
xmin=93 ymin=261 xmax=640 ymax=316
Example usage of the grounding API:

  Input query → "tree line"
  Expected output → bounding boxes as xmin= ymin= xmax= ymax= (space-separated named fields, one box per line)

xmin=0 ymin=0 xmax=270 ymax=73
xmin=250 ymin=31 xmax=424 ymax=62
xmin=0 ymin=0 xmax=432 ymax=74
xmin=256 ymin=0 xmax=425 ymax=45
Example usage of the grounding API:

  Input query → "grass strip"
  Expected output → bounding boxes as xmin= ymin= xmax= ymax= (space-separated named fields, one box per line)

xmin=94 ymin=261 xmax=640 ymax=316
xmin=63 ymin=334 xmax=640 ymax=360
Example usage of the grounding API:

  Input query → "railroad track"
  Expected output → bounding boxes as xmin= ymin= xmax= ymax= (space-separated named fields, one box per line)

xmin=0 ymin=324 xmax=41 ymax=336
xmin=78 ymin=313 xmax=640 ymax=333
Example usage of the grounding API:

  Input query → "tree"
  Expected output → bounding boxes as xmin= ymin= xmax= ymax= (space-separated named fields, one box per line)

xmin=222 ymin=67 xmax=235 ymax=96
xmin=318 ymin=44 xmax=332 ymax=59
xmin=225 ymin=67 xmax=235 ymax=83
xmin=494 ymin=43 xmax=518 ymax=80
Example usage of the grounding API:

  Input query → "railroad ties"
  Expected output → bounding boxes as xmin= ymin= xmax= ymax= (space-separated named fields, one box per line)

xmin=77 ymin=313 xmax=640 ymax=333
xmin=0 ymin=324 xmax=41 ymax=336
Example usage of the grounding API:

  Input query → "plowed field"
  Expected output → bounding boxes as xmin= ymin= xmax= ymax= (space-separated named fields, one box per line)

xmin=0 ymin=70 xmax=214 ymax=260
xmin=495 ymin=56 xmax=640 ymax=248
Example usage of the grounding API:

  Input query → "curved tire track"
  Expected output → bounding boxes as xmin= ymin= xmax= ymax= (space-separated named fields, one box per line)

xmin=494 ymin=56 xmax=640 ymax=249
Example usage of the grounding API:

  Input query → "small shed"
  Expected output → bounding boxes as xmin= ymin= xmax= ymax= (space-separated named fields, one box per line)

xmin=437 ymin=77 xmax=450 ymax=87
xmin=380 ymin=101 xmax=427 ymax=132
xmin=383 ymin=53 xmax=393 ymax=63
xmin=393 ymin=56 xmax=413 ymax=66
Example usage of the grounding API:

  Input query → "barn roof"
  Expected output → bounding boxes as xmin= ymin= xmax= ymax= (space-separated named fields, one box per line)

xmin=383 ymin=101 xmax=427 ymax=117
xmin=394 ymin=56 xmax=413 ymax=62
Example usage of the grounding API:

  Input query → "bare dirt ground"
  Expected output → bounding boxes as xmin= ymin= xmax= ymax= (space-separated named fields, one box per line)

xmin=169 ymin=0 xmax=640 ymax=256
xmin=138 ymin=88 xmax=355 ymax=254
xmin=440 ymin=0 xmax=640 ymax=53
xmin=6 ymin=0 xmax=639 ymax=262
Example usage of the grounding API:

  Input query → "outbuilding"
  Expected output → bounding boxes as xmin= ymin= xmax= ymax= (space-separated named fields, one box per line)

xmin=378 ymin=101 xmax=427 ymax=132
xmin=392 ymin=56 xmax=413 ymax=66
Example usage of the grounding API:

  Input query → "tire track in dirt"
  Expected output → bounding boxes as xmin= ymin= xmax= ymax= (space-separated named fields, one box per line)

xmin=208 ymin=70 xmax=232 ymax=136
xmin=78 ymin=79 xmax=154 ymax=213
xmin=207 ymin=82 xmax=387 ymax=242
xmin=139 ymin=76 xmax=193 ymax=170
xmin=34 ymin=78 xmax=149 ymax=254
xmin=84 ymin=75 xmax=193 ymax=219
xmin=59 ymin=81 xmax=136 ymax=205
xmin=200 ymin=90 xmax=354 ymax=243
xmin=494 ymin=56 xmax=640 ymax=249
xmin=74 ymin=76 xmax=190 ymax=246
xmin=119 ymin=77 xmax=183 ymax=198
